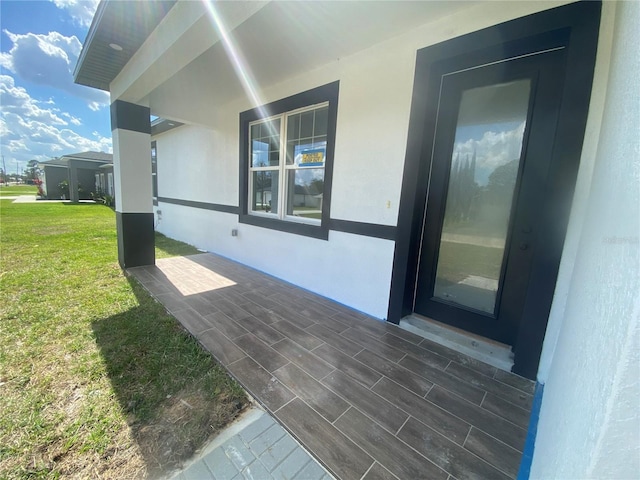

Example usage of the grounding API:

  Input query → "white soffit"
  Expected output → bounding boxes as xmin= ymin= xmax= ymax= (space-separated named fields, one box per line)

xmin=132 ymin=1 xmax=476 ymax=107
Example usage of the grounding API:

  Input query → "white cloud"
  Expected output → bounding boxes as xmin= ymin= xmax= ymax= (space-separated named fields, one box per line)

xmin=0 ymin=75 xmax=111 ymax=163
xmin=453 ymin=121 xmax=526 ymax=186
xmin=50 ymin=0 xmax=99 ymax=28
xmin=87 ymin=101 xmax=102 ymax=112
xmin=0 ymin=75 xmax=68 ymax=125
xmin=62 ymin=112 xmax=82 ymax=126
xmin=0 ymin=29 xmax=109 ymax=109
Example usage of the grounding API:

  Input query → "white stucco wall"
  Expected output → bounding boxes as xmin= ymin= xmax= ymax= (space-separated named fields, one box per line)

xmin=530 ymin=1 xmax=640 ymax=477
xmin=150 ymin=1 xmax=575 ymax=319
xmin=113 ymin=129 xmax=153 ymax=213
xmin=536 ymin=1 xmax=619 ymax=384
xmin=154 ymin=124 xmax=237 ymax=204
xmin=154 ymin=125 xmax=396 ymax=318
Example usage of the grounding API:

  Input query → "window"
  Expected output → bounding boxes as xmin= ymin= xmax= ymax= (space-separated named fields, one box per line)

xmin=151 ymin=141 xmax=158 ymax=206
xmin=107 ymin=172 xmax=114 ymax=196
xmin=240 ymin=82 xmax=339 ymax=239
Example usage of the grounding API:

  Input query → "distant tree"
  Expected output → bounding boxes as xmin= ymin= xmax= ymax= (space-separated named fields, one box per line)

xmin=309 ymin=178 xmax=324 ymax=194
xmin=485 ymin=159 xmax=519 ymax=204
xmin=24 ymin=159 xmax=41 ymax=183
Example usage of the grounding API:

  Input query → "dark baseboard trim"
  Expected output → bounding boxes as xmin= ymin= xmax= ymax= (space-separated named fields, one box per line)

xmin=159 ymin=196 xmax=397 ymax=241
xmin=157 ymin=197 xmax=239 ymax=214
xmin=328 ymin=219 xmax=396 ymax=241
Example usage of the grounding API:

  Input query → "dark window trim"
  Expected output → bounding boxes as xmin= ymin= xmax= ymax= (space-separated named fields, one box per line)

xmin=388 ymin=1 xmax=601 ymax=378
xmin=239 ymin=81 xmax=339 ymax=240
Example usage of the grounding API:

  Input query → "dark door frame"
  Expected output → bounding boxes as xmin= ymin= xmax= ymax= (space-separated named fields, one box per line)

xmin=414 ymin=48 xmax=567 ymax=345
xmin=388 ymin=1 xmax=601 ymax=378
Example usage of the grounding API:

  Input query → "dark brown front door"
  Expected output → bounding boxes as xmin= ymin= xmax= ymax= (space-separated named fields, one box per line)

xmin=413 ymin=48 xmax=566 ymax=346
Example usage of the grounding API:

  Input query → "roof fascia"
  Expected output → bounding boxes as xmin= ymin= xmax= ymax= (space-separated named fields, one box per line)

xmin=72 ymin=1 xmax=108 ymax=80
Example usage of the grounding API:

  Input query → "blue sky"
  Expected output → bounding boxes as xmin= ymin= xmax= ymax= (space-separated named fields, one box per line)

xmin=1 ymin=0 xmax=111 ymax=176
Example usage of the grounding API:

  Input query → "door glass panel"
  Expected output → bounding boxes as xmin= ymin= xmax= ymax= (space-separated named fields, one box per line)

xmin=433 ymin=79 xmax=531 ymax=314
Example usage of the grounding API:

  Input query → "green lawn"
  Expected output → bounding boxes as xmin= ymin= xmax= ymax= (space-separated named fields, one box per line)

xmin=0 ymin=201 xmax=247 ymax=479
xmin=0 ymin=185 xmax=38 ymax=196
xmin=436 ymin=241 xmax=503 ymax=284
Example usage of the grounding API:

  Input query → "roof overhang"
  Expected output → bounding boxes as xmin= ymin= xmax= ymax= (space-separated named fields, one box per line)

xmin=74 ymin=0 xmax=176 ymax=91
xmin=75 ymin=1 xmax=482 ymax=122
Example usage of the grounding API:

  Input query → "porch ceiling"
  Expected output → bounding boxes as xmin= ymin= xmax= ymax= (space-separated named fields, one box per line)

xmin=79 ymin=1 xmax=476 ymax=122
xmin=146 ymin=0 xmax=478 ymax=122
xmin=197 ymin=0 xmax=476 ymax=93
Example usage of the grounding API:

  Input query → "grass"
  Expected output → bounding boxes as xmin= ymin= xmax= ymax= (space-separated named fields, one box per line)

xmin=437 ymin=241 xmax=503 ymax=284
xmin=0 ymin=201 xmax=247 ymax=479
xmin=155 ymin=232 xmax=200 ymax=259
xmin=0 ymin=185 xmax=38 ymax=196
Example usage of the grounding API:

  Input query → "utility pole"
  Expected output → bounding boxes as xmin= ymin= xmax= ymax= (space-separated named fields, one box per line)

xmin=1 ymin=155 xmax=6 ymax=184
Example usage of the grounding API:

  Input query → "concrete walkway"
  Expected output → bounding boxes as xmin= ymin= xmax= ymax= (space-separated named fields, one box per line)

xmin=1 ymin=194 xmax=37 ymax=202
xmin=1 ymin=195 xmax=95 ymax=203
xmin=170 ymin=407 xmax=332 ymax=480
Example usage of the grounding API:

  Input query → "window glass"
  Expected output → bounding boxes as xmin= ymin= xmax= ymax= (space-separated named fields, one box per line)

xmin=249 ymin=105 xmax=328 ymax=223
xmin=434 ymin=79 xmax=530 ymax=314
xmin=251 ymin=171 xmax=279 ymax=214
xmin=251 ymin=119 xmax=280 ymax=167
xmin=286 ymin=107 xmax=328 ymax=165
xmin=241 ymin=82 xmax=338 ymax=237
xmin=286 ymin=168 xmax=324 ymax=219
xmin=151 ymin=141 xmax=158 ymax=200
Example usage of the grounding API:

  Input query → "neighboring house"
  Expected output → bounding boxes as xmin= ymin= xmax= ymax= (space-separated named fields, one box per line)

xmin=39 ymin=151 xmax=113 ymax=201
xmin=74 ymin=1 xmax=638 ymax=479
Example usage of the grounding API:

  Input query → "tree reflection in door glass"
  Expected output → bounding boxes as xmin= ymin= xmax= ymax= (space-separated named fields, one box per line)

xmin=434 ymin=79 xmax=531 ymax=314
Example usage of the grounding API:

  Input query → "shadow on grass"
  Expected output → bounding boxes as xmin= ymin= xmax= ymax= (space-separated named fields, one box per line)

xmin=90 ymin=276 xmax=246 ymax=478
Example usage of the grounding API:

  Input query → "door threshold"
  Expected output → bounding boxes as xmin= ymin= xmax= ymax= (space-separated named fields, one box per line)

xmin=400 ymin=315 xmax=514 ymax=372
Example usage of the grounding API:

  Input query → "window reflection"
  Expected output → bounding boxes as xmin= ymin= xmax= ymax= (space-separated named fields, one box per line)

xmin=434 ymin=79 xmax=531 ymax=314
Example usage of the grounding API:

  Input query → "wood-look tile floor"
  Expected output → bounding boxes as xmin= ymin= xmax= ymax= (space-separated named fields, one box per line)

xmin=129 ymin=253 xmax=534 ymax=480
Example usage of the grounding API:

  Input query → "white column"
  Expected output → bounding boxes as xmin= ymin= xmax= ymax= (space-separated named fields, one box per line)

xmin=110 ymin=100 xmax=154 ymax=268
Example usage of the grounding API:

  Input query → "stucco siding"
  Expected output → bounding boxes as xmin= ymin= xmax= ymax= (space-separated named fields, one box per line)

xmin=151 ymin=0 xmax=619 ymax=321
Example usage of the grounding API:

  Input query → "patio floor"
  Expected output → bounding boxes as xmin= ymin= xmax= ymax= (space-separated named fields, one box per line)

xmin=129 ymin=253 xmax=534 ymax=480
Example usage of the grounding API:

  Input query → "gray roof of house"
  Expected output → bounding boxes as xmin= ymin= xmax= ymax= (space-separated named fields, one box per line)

xmin=39 ymin=151 xmax=113 ymax=167
xmin=38 ymin=157 xmax=68 ymax=167
xmin=62 ymin=151 xmax=113 ymax=162
xmin=74 ymin=0 xmax=176 ymax=91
